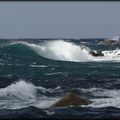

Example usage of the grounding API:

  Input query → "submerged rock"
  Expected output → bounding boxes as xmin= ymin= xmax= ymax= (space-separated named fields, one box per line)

xmin=51 ymin=93 xmax=92 ymax=108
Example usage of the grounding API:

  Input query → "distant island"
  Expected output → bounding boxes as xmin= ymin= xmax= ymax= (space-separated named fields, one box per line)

xmin=0 ymin=37 xmax=120 ymax=45
xmin=98 ymin=36 xmax=120 ymax=45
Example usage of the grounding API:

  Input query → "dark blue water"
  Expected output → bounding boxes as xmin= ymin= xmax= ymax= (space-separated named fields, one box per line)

xmin=0 ymin=39 xmax=120 ymax=119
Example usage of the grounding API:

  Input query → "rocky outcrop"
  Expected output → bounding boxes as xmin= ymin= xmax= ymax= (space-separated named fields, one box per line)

xmin=98 ymin=39 xmax=120 ymax=45
xmin=89 ymin=51 xmax=104 ymax=57
xmin=51 ymin=93 xmax=92 ymax=108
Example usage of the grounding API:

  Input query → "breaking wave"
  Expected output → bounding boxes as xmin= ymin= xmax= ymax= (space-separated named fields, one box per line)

xmin=1 ymin=80 xmax=120 ymax=109
xmin=0 ymin=80 xmax=59 ymax=109
xmin=81 ymin=87 xmax=120 ymax=108
xmin=2 ymin=40 xmax=120 ymax=62
xmin=26 ymin=40 xmax=93 ymax=62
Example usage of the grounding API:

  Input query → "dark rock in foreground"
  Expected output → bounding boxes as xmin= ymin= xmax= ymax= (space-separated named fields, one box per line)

xmin=51 ymin=93 xmax=92 ymax=108
xmin=89 ymin=51 xmax=104 ymax=57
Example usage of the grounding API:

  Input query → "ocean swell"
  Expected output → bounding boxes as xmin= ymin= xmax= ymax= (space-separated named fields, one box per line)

xmin=2 ymin=40 xmax=120 ymax=62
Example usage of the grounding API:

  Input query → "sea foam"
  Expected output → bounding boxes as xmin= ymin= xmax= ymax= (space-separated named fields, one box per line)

xmin=0 ymin=80 xmax=59 ymax=109
xmin=81 ymin=87 xmax=120 ymax=108
xmin=7 ymin=40 xmax=120 ymax=62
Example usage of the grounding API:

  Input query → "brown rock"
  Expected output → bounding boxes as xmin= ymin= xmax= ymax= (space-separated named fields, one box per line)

xmin=51 ymin=93 xmax=92 ymax=108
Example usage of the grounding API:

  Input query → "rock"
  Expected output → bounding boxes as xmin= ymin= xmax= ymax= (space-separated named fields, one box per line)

xmin=96 ymin=51 xmax=104 ymax=56
xmin=98 ymin=37 xmax=120 ymax=45
xmin=89 ymin=51 xmax=97 ymax=56
xmin=51 ymin=93 xmax=92 ymax=108
xmin=98 ymin=40 xmax=119 ymax=45
xmin=89 ymin=51 xmax=104 ymax=57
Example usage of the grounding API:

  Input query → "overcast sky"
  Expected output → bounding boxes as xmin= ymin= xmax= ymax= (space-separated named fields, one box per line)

xmin=0 ymin=2 xmax=120 ymax=38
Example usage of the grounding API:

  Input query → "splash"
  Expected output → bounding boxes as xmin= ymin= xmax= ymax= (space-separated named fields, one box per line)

xmin=6 ymin=40 xmax=120 ymax=62
xmin=81 ymin=88 xmax=120 ymax=108
xmin=27 ymin=40 xmax=120 ymax=62
xmin=0 ymin=80 xmax=59 ymax=109
xmin=0 ymin=80 xmax=37 ymax=100
xmin=26 ymin=40 xmax=93 ymax=62
xmin=92 ymin=48 xmax=120 ymax=62
xmin=1 ymin=80 xmax=120 ymax=109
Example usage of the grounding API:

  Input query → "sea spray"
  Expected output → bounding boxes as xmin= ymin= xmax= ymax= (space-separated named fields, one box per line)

xmin=81 ymin=88 xmax=120 ymax=108
xmin=17 ymin=40 xmax=93 ymax=62
xmin=0 ymin=80 xmax=60 ymax=109
xmin=0 ymin=80 xmax=37 ymax=100
xmin=4 ymin=40 xmax=120 ymax=62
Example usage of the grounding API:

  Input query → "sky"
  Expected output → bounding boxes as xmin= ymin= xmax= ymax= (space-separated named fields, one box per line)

xmin=0 ymin=2 xmax=120 ymax=39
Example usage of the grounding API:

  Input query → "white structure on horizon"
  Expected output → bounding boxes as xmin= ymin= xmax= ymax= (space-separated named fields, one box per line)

xmin=112 ymin=36 xmax=119 ymax=41
xmin=105 ymin=36 xmax=119 ymax=41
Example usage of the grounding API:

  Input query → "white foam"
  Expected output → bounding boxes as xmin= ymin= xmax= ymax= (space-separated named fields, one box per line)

xmin=45 ymin=72 xmax=64 ymax=76
xmin=34 ymin=98 xmax=59 ymax=109
xmin=92 ymin=48 xmax=120 ymax=62
xmin=0 ymin=80 xmax=60 ymax=109
xmin=25 ymin=40 xmax=93 ymax=62
xmin=9 ymin=40 xmax=120 ymax=62
xmin=0 ymin=80 xmax=36 ymax=99
xmin=81 ymin=88 xmax=120 ymax=108
xmin=1 ymin=80 xmax=120 ymax=109
xmin=30 ymin=65 xmax=47 ymax=68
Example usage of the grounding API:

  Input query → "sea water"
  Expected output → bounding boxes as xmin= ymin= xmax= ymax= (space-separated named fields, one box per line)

xmin=0 ymin=39 xmax=120 ymax=119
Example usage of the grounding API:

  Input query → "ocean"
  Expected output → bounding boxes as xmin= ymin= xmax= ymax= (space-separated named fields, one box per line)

xmin=0 ymin=38 xmax=120 ymax=119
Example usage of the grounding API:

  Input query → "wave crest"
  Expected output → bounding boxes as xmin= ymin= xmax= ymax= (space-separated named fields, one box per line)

xmin=0 ymin=80 xmax=59 ymax=109
xmin=26 ymin=40 xmax=93 ymax=62
xmin=4 ymin=40 xmax=120 ymax=62
xmin=0 ymin=80 xmax=37 ymax=100
xmin=81 ymin=88 xmax=120 ymax=108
